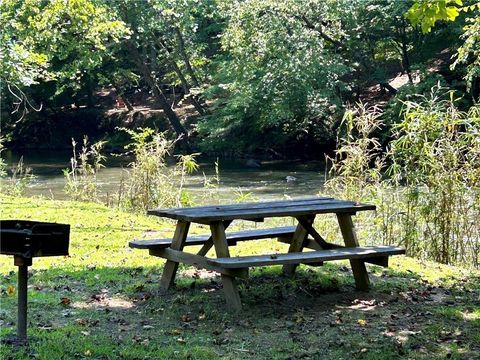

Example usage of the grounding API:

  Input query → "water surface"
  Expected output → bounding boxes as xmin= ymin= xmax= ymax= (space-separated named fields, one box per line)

xmin=3 ymin=150 xmax=327 ymax=203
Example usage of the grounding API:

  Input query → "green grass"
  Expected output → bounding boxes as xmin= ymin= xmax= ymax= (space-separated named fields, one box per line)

xmin=1 ymin=195 xmax=479 ymax=359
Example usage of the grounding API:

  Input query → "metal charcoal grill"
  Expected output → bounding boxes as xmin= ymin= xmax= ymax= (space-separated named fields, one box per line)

xmin=0 ymin=220 xmax=70 ymax=343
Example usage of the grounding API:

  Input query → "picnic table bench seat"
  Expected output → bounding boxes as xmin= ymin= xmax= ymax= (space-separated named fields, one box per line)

xmin=129 ymin=226 xmax=297 ymax=250
xmin=208 ymin=245 xmax=405 ymax=268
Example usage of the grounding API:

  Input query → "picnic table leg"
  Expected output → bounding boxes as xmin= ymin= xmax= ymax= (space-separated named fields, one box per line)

xmin=337 ymin=213 xmax=370 ymax=290
xmin=282 ymin=216 xmax=313 ymax=276
xmin=210 ymin=221 xmax=242 ymax=311
xmin=159 ymin=221 xmax=190 ymax=293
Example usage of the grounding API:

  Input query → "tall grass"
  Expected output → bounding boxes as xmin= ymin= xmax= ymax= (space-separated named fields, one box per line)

xmin=325 ymin=88 xmax=480 ymax=268
xmin=114 ymin=128 xmax=199 ymax=211
xmin=63 ymin=136 xmax=106 ymax=202
xmin=0 ymin=137 xmax=35 ymax=196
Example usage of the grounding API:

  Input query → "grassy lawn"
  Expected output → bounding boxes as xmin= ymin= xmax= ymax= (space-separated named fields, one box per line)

xmin=1 ymin=195 xmax=479 ymax=359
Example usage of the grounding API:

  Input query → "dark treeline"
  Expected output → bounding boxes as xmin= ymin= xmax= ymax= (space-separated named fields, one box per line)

xmin=1 ymin=0 xmax=479 ymax=157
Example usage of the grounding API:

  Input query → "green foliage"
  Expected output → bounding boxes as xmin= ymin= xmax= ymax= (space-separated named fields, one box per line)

xmin=1 ymin=0 xmax=477 ymax=153
xmin=382 ymin=71 xmax=449 ymax=134
xmin=63 ymin=136 xmax=106 ymax=202
xmin=326 ymin=89 xmax=480 ymax=267
xmin=407 ymin=0 xmax=480 ymax=93
xmin=176 ymin=153 xmax=200 ymax=207
xmin=0 ymin=0 xmax=50 ymax=88
xmin=0 ymin=0 xmax=129 ymax=119
xmin=406 ymin=0 xmax=463 ymax=33
xmin=198 ymin=0 xmax=348 ymax=153
xmin=452 ymin=7 xmax=480 ymax=91
xmin=388 ymin=89 xmax=480 ymax=265
xmin=0 ymin=157 xmax=35 ymax=197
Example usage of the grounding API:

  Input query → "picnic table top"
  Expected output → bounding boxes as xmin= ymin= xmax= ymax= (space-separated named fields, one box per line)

xmin=147 ymin=197 xmax=375 ymax=223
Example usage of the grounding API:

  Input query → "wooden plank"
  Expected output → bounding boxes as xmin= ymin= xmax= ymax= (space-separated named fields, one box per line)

xmin=159 ymin=221 xmax=190 ymax=293
xmin=208 ymin=246 xmax=405 ymax=268
xmin=278 ymin=237 xmax=389 ymax=267
xmin=337 ymin=213 xmax=370 ymax=290
xmin=210 ymin=221 xmax=243 ymax=311
xmin=196 ymin=220 xmax=232 ymax=256
xmin=296 ymin=217 xmax=343 ymax=250
xmin=196 ymin=240 xmax=214 ymax=257
xmin=149 ymin=199 xmax=369 ymax=218
xmin=129 ymin=226 xmax=297 ymax=250
xmin=149 ymin=197 xmax=334 ymax=216
xmin=149 ymin=248 xmax=249 ymax=279
xmin=149 ymin=201 xmax=375 ymax=224
xmin=282 ymin=216 xmax=313 ymax=276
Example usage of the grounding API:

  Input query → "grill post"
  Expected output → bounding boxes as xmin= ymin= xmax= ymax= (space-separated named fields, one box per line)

xmin=1 ymin=220 xmax=70 ymax=344
xmin=14 ymin=256 xmax=32 ymax=341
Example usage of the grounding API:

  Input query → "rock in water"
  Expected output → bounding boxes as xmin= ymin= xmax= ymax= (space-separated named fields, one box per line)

xmin=245 ymin=159 xmax=261 ymax=168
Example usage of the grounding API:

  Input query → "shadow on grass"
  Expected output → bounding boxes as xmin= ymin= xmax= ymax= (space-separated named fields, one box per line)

xmin=1 ymin=262 xmax=479 ymax=359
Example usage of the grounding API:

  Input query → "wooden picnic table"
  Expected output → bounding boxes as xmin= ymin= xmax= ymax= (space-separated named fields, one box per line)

xmin=130 ymin=197 xmax=405 ymax=310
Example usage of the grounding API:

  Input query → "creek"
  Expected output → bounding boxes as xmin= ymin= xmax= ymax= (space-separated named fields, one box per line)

xmin=4 ymin=150 xmax=327 ymax=203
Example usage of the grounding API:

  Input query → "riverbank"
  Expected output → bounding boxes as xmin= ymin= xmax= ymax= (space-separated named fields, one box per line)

xmin=1 ymin=195 xmax=479 ymax=359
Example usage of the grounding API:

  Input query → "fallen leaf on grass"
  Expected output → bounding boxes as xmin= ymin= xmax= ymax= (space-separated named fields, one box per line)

xmin=170 ymin=329 xmax=182 ymax=336
xmin=176 ymin=337 xmax=186 ymax=344
xmin=87 ymin=294 xmax=104 ymax=303
xmin=60 ymin=297 xmax=71 ymax=306
xmin=213 ymin=336 xmax=230 ymax=345
xmin=76 ymin=318 xmax=99 ymax=327
xmin=357 ymin=319 xmax=367 ymax=326
xmin=81 ymin=331 xmax=90 ymax=336
xmin=132 ymin=334 xmax=147 ymax=344
xmin=181 ymin=314 xmax=192 ymax=322
xmin=6 ymin=285 xmax=15 ymax=296
xmin=84 ymin=350 xmax=92 ymax=357
xmin=76 ymin=319 xmax=87 ymax=326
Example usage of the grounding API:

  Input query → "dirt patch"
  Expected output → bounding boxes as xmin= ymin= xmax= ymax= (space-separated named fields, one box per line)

xmin=73 ymin=293 xmax=135 ymax=310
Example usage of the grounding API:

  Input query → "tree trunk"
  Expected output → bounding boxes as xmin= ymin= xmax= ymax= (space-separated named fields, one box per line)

xmin=401 ymin=41 xmax=413 ymax=83
xmin=125 ymin=41 xmax=187 ymax=138
xmin=85 ymin=74 xmax=94 ymax=108
xmin=399 ymin=20 xmax=413 ymax=84
xmin=156 ymin=39 xmax=207 ymax=116
xmin=173 ymin=26 xmax=200 ymax=88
